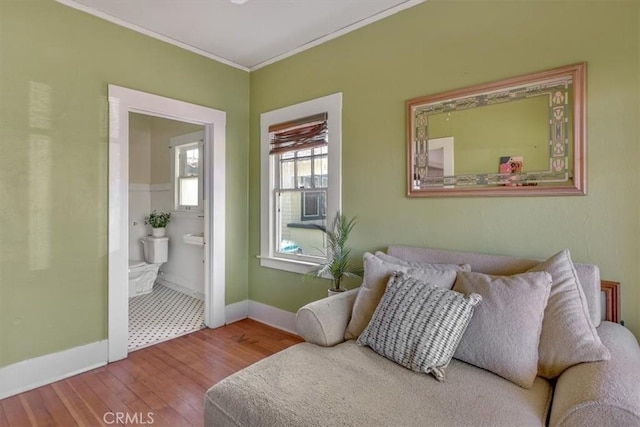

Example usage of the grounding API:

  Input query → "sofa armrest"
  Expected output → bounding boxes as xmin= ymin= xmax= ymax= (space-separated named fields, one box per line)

xmin=549 ymin=321 xmax=640 ymax=427
xmin=295 ymin=288 xmax=359 ymax=347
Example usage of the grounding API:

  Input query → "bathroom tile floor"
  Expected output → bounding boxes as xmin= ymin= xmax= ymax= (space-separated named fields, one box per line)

xmin=128 ymin=283 xmax=205 ymax=351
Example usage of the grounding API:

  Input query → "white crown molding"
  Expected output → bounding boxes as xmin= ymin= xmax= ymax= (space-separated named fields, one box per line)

xmin=55 ymin=0 xmax=250 ymax=72
xmin=249 ymin=0 xmax=426 ymax=71
xmin=55 ymin=0 xmax=424 ymax=72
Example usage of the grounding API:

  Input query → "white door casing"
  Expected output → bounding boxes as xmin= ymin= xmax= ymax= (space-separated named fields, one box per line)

xmin=108 ymin=85 xmax=226 ymax=362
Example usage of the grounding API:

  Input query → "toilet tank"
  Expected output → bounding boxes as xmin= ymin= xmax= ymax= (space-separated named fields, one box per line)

xmin=142 ymin=236 xmax=169 ymax=263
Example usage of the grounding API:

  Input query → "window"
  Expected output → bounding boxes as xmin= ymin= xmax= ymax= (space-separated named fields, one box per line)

xmin=171 ymin=131 xmax=204 ymax=212
xmin=302 ymin=190 xmax=326 ymax=221
xmin=260 ymin=93 xmax=342 ymax=273
xmin=279 ymin=145 xmax=328 ymax=222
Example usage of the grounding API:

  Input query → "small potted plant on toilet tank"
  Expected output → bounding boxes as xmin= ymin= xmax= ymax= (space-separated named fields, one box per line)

xmin=146 ymin=210 xmax=171 ymax=237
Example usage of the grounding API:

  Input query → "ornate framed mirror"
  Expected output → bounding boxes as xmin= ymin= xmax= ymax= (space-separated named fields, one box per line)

xmin=406 ymin=63 xmax=586 ymax=197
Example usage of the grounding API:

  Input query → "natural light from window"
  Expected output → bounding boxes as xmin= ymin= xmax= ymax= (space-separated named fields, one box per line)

xmin=259 ymin=93 xmax=342 ymax=274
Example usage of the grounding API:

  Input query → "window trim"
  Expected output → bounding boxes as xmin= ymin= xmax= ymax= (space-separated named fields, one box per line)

xmin=259 ymin=93 xmax=342 ymax=274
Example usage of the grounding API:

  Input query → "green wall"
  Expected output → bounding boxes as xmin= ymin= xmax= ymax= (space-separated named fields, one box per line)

xmin=428 ymin=96 xmax=550 ymax=175
xmin=1 ymin=0 xmax=638 ymax=370
xmin=249 ymin=1 xmax=640 ymax=338
xmin=0 ymin=0 xmax=249 ymax=367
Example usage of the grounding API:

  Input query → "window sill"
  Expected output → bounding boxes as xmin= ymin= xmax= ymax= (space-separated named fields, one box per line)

xmin=286 ymin=222 xmax=326 ymax=231
xmin=257 ymin=255 xmax=318 ymax=275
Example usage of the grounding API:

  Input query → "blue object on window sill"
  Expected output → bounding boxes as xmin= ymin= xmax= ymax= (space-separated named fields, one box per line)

xmin=280 ymin=240 xmax=301 ymax=253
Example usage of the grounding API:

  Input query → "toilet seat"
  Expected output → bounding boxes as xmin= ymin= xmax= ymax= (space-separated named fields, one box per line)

xmin=129 ymin=260 xmax=146 ymax=270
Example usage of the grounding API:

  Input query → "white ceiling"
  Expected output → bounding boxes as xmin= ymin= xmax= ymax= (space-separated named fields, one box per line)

xmin=57 ymin=0 xmax=425 ymax=71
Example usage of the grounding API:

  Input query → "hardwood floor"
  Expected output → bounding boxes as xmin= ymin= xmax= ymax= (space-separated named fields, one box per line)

xmin=0 ymin=319 xmax=303 ymax=427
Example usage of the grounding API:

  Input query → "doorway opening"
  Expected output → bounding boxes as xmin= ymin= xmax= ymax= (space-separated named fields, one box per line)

xmin=108 ymin=85 xmax=226 ymax=362
xmin=128 ymin=115 xmax=206 ymax=351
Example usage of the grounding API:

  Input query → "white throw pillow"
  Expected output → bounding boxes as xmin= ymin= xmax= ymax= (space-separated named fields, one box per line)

xmin=452 ymin=271 xmax=552 ymax=388
xmin=528 ymin=249 xmax=610 ymax=378
xmin=344 ymin=252 xmax=470 ymax=340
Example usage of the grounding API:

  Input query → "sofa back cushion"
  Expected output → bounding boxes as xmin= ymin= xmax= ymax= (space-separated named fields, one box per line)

xmin=388 ymin=245 xmax=602 ymax=327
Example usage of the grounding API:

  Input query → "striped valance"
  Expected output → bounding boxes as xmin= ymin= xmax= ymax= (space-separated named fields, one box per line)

xmin=269 ymin=112 xmax=328 ymax=155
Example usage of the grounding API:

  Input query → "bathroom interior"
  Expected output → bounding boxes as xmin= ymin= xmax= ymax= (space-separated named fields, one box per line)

xmin=127 ymin=112 xmax=206 ymax=351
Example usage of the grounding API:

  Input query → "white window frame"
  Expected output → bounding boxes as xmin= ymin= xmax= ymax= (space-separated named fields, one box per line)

xmin=171 ymin=131 xmax=204 ymax=213
xmin=259 ymin=93 xmax=342 ymax=274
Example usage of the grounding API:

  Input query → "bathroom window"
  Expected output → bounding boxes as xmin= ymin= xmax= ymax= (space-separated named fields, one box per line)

xmin=259 ymin=93 xmax=342 ymax=274
xmin=171 ymin=131 xmax=204 ymax=212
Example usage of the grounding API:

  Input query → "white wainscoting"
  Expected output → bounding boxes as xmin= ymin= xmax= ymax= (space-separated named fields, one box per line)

xmin=129 ymin=184 xmax=151 ymax=261
xmin=150 ymin=183 xmax=205 ymax=298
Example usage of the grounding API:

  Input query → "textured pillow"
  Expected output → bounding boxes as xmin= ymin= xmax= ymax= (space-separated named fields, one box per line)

xmin=344 ymin=252 xmax=471 ymax=340
xmin=528 ymin=250 xmax=610 ymax=378
xmin=357 ymin=272 xmax=481 ymax=381
xmin=452 ymin=271 xmax=552 ymax=388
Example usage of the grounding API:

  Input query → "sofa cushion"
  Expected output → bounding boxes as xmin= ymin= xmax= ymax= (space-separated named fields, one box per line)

xmin=204 ymin=341 xmax=553 ymax=427
xmin=452 ymin=271 xmax=552 ymax=388
xmin=374 ymin=251 xmax=465 ymax=269
xmin=344 ymin=252 xmax=470 ymax=340
xmin=528 ymin=249 xmax=610 ymax=378
xmin=357 ymin=272 xmax=481 ymax=381
xmin=387 ymin=245 xmax=603 ymax=327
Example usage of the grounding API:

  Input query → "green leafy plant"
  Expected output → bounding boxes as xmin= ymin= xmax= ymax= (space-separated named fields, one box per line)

xmin=306 ymin=211 xmax=364 ymax=292
xmin=146 ymin=210 xmax=171 ymax=228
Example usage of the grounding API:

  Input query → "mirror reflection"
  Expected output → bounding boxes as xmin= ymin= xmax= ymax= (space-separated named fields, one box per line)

xmin=406 ymin=63 xmax=586 ymax=197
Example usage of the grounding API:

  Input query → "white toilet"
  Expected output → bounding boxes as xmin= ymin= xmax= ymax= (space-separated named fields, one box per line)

xmin=128 ymin=236 xmax=169 ymax=298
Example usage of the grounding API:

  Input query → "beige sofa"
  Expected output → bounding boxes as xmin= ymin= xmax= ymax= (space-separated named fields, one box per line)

xmin=205 ymin=246 xmax=640 ymax=426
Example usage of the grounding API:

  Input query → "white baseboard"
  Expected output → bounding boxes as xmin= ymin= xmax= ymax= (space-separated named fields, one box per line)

xmin=156 ymin=275 xmax=204 ymax=300
xmin=225 ymin=300 xmax=297 ymax=335
xmin=0 ymin=301 xmax=296 ymax=400
xmin=0 ymin=340 xmax=108 ymax=400
xmin=248 ymin=301 xmax=298 ymax=335
xmin=225 ymin=300 xmax=249 ymax=324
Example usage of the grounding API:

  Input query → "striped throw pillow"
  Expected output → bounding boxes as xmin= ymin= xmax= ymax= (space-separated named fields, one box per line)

xmin=357 ymin=271 xmax=482 ymax=381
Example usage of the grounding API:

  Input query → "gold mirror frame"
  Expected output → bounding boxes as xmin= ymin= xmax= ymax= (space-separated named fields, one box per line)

xmin=406 ymin=63 xmax=586 ymax=197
